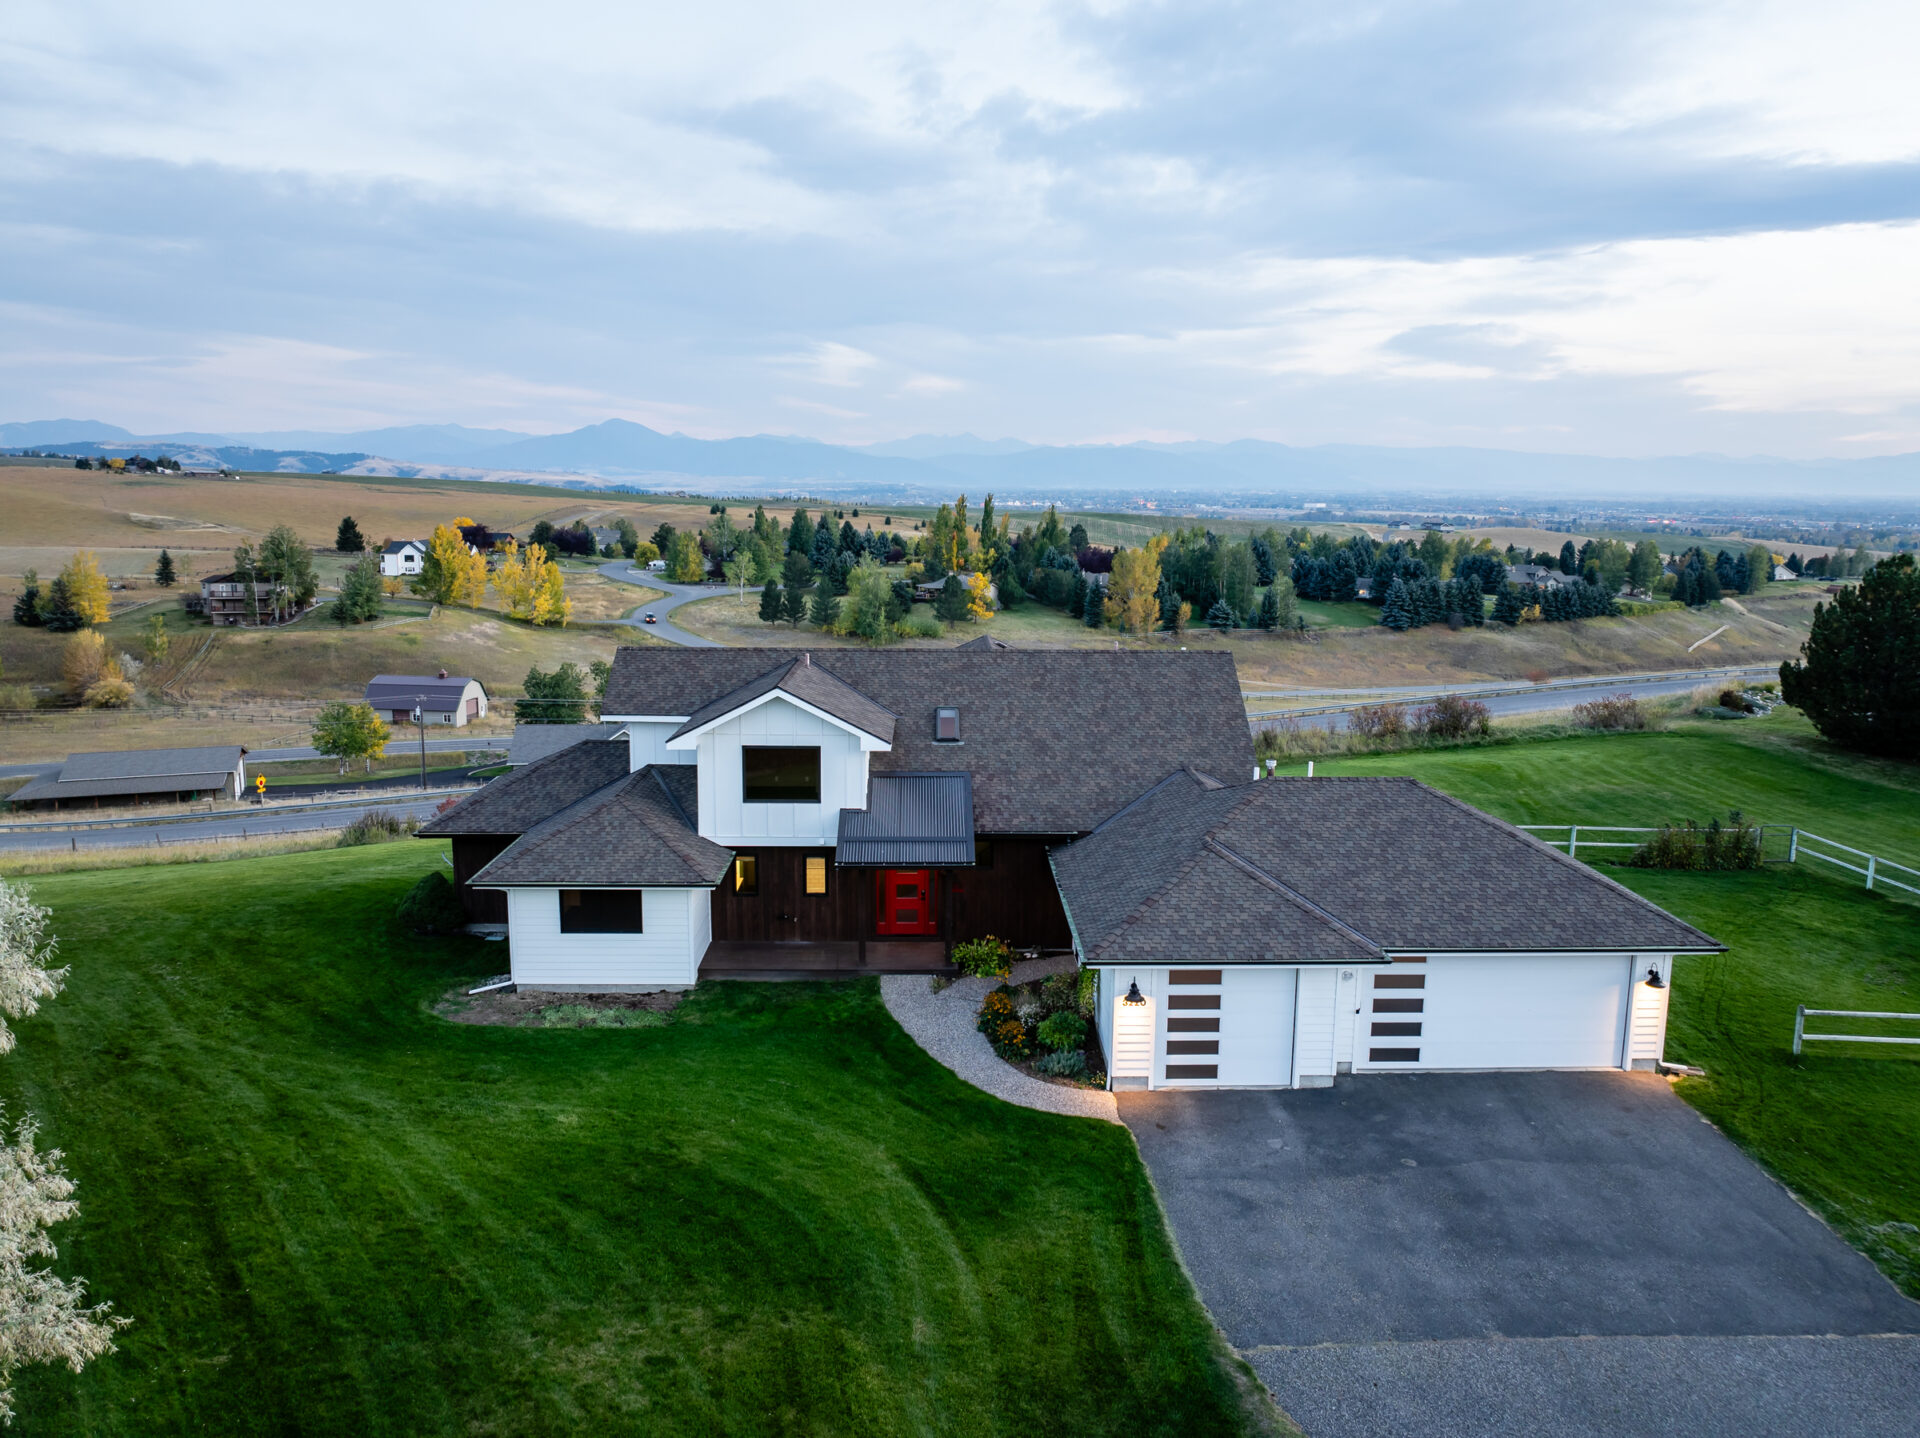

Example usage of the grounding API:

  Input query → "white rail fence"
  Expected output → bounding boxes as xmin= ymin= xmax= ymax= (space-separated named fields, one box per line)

xmin=1517 ymin=823 xmax=1919 ymax=898
xmin=1793 ymin=1006 xmax=1920 ymax=1056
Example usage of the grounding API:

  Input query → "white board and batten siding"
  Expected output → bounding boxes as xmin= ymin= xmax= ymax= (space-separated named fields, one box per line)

xmin=679 ymin=697 xmax=872 ymax=847
xmin=1096 ymin=952 xmax=1680 ymax=1089
xmin=506 ymin=888 xmax=710 ymax=991
xmin=620 ymin=720 xmax=697 ymax=770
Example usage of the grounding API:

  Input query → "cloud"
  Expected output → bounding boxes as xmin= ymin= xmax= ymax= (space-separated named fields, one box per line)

xmin=898 ymin=373 xmax=965 ymax=395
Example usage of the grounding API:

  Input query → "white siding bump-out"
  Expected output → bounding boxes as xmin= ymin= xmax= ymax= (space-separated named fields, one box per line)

xmin=1293 ymin=967 xmax=1338 ymax=1087
xmin=1625 ymin=954 xmax=1672 ymax=1069
xmin=625 ymin=720 xmax=696 ymax=770
xmin=506 ymin=887 xmax=708 ymax=991
xmin=1110 ymin=970 xmax=1155 ymax=1084
xmin=688 ymin=696 xmax=872 ymax=846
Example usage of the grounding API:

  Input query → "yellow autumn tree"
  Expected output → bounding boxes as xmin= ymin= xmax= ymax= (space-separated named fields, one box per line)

xmin=59 ymin=552 xmax=111 ymax=628
xmin=417 ymin=523 xmax=488 ymax=607
xmin=493 ymin=541 xmax=572 ymax=626
xmin=61 ymin=631 xmax=106 ymax=696
xmin=1104 ymin=534 xmax=1167 ymax=636
xmin=965 ymin=571 xmax=994 ymax=622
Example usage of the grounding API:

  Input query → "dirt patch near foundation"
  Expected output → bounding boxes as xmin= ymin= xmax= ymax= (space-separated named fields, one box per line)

xmin=434 ymin=982 xmax=686 ymax=1028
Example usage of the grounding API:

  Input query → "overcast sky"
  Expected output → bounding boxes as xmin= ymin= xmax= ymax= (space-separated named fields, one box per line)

xmin=5 ymin=0 xmax=1920 ymax=456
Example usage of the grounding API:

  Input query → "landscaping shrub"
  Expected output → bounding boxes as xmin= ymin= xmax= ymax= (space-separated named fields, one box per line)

xmin=1628 ymin=813 xmax=1763 ymax=871
xmin=1034 ymin=1050 xmax=1088 ymax=1079
xmin=952 ymin=936 xmax=1013 ymax=978
xmin=1039 ymin=969 xmax=1081 ymax=1016
xmin=898 ymin=611 xmax=942 ymax=639
xmin=1348 ymin=701 xmax=1407 ymax=739
xmin=338 ymin=810 xmax=415 ymax=847
xmin=1037 ymin=1010 xmax=1086 ymax=1053
xmin=1571 ymin=692 xmax=1648 ymax=730
xmin=395 ymin=870 xmax=469 ymax=932
xmin=1416 ymin=693 xmax=1491 ymax=740
xmin=1718 ymin=688 xmax=1757 ymax=713
xmin=976 ymin=987 xmax=1032 ymax=1059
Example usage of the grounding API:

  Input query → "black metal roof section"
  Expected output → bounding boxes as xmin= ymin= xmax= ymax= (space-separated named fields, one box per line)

xmin=604 ymin=648 xmax=1254 ymax=835
xmin=666 ymin=656 xmax=897 ymax=745
xmin=10 ymin=744 xmax=245 ymax=802
xmin=470 ymin=765 xmax=730 ymax=889
xmin=417 ymin=738 xmax=630 ymax=836
xmin=1051 ymin=773 xmax=1722 ymax=965
xmin=836 ymin=772 xmax=975 ymax=867
xmin=364 ymin=673 xmax=487 ymax=709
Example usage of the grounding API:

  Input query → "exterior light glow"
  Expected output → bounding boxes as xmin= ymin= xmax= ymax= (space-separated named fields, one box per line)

xmin=1123 ymin=980 xmax=1146 ymax=1006
xmin=1645 ymin=966 xmax=1666 ymax=989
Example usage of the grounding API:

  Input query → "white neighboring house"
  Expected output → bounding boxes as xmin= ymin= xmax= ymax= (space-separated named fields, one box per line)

xmin=418 ymin=647 xmax=1721 ymax=1083
xmin=1773 ymin=565 xmax=1798 ymax=581
xmin=365 ymin=672 xmax=489 ymax=726
xmin=380 ymin=540 xmax=426 ymax=578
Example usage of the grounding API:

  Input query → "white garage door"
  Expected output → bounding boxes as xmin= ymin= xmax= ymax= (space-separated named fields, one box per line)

xmin=1358 ymin=956 xmax=1630 ymax=1071
xmin=1159 ymin=967 xmax=1297 ymax=1087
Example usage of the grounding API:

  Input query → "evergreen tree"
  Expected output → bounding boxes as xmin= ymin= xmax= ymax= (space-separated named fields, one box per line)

xmin=1084 ymin=582 xmax=1107 ymax=627
xmin=1558 ymin=540 xmax=1578 ymax=574
xmin=785 ymin=509 xmax=811 ymax=554
xmin=1256 ymin=586 xmax=1278 ymax=630
xmin=1206 ymin=597 xmax=1235 ymax=630
xmin=652 ymin=522 xmax=677 ymax=555
xmin=330 ymin=552 xmax=384 ymax=624
xmin=11 ymin=574 xmax=43 ymax=627
xmin=758 ymin=580 xmax=783 ymax=624
xmin=808 ymin=582 xmax=840 ymax=629
xmin=1779 ymin=555 xmax=1919 ymax=758
xmin=41 ymin=576 xmax=84 ymax=632
xmin=1330 ymin=549 xmax=1359 ymax=602
xmin=1066 ymin=571 xmax=1087 ymax=619
xmin=1379 ymin=578 xmax=1413 ymax=630
xmin=1491 ymin=581 xmax=1524 ymax=626
xmin=1067 ymin=521 xmax=1089 ymax=552
xmin=934 ymin=574 xmax=970 ymax=627
xmin=782 ymin=581 xmax=807 ymax=626
xmin=154 ymin=550 xmax=176 ymax=587
xmin=335 ymin=516 xmax=366 ymax=552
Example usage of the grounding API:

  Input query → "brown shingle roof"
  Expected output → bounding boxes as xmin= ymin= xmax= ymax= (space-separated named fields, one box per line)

xmin=667 ymin=656 xmax=897 ymax=745
xmin=469 ymin=766 xmax=730 ymax=888
xmin=605 ymin=648 xmax=1254 ymax=835
xmin=417 ymin=739 xmax=630 ymax=836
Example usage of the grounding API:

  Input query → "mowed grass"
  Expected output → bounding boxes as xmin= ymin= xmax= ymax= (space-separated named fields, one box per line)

xmin=3 ymin=845 xmax=1274 ymax=1437
xmin=1313 ymin=711 xmax=1920 ymax=865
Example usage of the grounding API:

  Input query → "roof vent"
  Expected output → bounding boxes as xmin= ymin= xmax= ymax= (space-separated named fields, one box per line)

xmin=437 ymin=668 xmax=449 ymax=679
xmin=934 ymin=706 xmax=960 ymax=742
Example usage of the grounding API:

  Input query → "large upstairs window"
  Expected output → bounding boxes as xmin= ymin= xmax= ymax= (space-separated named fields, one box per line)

xmin=742 ymin=746 xmax=821 ymax=803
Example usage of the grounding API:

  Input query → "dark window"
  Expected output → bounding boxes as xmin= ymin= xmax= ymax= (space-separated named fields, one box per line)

xmin=731 ymin=855 xmax=758 ymax=896
xmin=1371 ymin=1022 xmax=1423 ymax=1037
xmin=1373 ymin=997 xmax=1425 ymax=1013
xmin=934 ymin=706 xmax=960 ymax=741
xmin=1167 ymin=1017 xmax=1220 ymax=1032
xmin=742 ymin=746 xmax=820 ymax=803
xmin=1374 ymin=973 xmax=1426 ymax=989
xmin=1369 ymin=1047 xmax=1420 ymax=1062
xmin=973 ymin=840 xmax=993 ymax=869
xmin=1167 ymin=1040 xmax=1219 ymax=1055
xmin=1168 ymin=994 xmax=1221 ymax=1009
xmin=1165 ymin=1064 xmax=1218 ymax=1079
xmin=558 ymin=889 xmax=644 ymax=934
xmin=1169 ymin=969 xmax=1222 ymax=985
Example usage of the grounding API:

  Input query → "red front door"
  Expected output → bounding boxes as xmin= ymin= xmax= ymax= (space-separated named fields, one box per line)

xmin=875 ymin=870 xmax=938 ymax=936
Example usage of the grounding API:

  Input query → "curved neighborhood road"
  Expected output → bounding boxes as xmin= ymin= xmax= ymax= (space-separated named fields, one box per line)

xmin=0 ymin=790 xmax=463 ymax=854
xmin=596 ymin=563 xmax=741 ymax=647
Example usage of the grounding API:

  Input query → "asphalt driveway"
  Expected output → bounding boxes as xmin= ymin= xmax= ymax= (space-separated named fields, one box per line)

xmin=1122 ymin=1073 xmax=1920 ymax=1438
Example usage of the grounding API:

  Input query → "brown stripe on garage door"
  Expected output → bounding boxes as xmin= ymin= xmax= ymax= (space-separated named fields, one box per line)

xmin=1165 ymin=1064 xmax=1218 ymax=1079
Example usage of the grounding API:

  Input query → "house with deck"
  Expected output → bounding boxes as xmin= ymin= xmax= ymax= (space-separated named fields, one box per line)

xmin=420 ymin=646 xmax=1718 ymax=1089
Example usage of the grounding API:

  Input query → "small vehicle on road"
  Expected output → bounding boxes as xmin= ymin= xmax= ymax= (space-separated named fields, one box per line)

xmin=642 ymin=612 xmax=658 ymax=624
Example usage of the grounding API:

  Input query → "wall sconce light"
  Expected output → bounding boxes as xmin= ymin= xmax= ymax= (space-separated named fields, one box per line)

xmin=1123 ymin=980 xmax=1146 ymax=1006
xmin=1644 ymin=965 xmax=1665 ymax=989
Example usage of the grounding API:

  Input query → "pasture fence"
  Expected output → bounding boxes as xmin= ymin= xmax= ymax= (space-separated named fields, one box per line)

xmin=1517 ymin=823 xmax=1917 ymax=898
xmin=1792 ymin=1006 xmax=1920 ymax=1057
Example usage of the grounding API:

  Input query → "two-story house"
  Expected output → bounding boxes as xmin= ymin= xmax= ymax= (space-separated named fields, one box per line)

xmin=420 ymin=645 xmax=1718 ymax=1091
xmin=198 ymin=571 xmax=291 ymax=626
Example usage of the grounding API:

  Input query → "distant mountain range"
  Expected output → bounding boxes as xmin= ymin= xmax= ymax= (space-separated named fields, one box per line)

xmin=6 ymin=417 xmax=1919 ymax=507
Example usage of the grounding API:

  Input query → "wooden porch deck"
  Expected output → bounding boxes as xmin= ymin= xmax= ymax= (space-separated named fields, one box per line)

xmin=698 ymin=940 xmax=953 ymax=982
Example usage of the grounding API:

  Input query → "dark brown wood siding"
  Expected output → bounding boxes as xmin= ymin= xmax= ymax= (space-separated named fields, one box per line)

xmin=950 ymin=837 xmax=1073 ymax=949
xmin=708 ymin=838 xmax=1072 ymax=949
xmin=450 ymin=835 xmax=514 ymax=923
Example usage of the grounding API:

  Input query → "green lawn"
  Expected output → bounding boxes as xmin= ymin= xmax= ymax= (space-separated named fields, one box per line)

xmin=1313 ymin=712 xmax=1920 ymax=866
xmin=3 ymin=845 xmax=1274 ymax=1437
xmin=1291 ymin=599 xmax=1377 ymax=630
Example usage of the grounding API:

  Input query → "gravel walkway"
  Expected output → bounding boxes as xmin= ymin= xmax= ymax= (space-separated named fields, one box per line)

xmin=880 ymin=960 xmax=1119 ymax=1123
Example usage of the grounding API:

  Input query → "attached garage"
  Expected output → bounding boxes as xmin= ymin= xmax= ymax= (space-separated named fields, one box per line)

xmin=1058 ymin=773 xmax=1718 ymax=1093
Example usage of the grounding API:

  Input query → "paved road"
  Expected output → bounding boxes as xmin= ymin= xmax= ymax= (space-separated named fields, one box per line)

xmin=0 ymin=791 xmax=460 ymax=853
xmin=248 ymin=737 xmax=494 ymax=763
xmin=1122 ymin=1074 xmax=1920 ymax=1437
xmin=1254 ymin=664 xmax=1779 ymax=732
xmin=596 ymin=563 xmax=737 ymax=647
